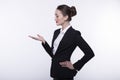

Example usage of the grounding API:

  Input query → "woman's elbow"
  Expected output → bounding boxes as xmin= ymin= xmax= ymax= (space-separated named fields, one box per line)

xmin=91 ymin=51 xmax=95 ymax=58
xmin=86 ymin=50 xmax=95 ymax=58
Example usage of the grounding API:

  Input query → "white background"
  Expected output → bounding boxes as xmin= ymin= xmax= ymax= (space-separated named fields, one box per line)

xmin=0 ymin=0 xmax=120 ymax=80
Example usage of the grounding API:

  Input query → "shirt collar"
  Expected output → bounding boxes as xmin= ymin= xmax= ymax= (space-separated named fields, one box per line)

xmin=60 ymin=25 xmax=71 ymax=34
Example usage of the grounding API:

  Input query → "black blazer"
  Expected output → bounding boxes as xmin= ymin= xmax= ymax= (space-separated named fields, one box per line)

xmin=42 ymin=27 xmax=94 ymax=78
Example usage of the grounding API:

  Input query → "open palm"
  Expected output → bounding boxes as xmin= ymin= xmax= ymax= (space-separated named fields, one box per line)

xmin=29 ymin=34 xmax=45 ymax=43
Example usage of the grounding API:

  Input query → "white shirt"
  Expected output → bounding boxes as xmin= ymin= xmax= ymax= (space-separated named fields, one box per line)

xmin=53 ymin=25 xmax=71 ymax=55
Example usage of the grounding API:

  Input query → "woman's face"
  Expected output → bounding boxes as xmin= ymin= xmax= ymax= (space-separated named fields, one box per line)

xmin=55 ymin=9 xmax=68 ymax=26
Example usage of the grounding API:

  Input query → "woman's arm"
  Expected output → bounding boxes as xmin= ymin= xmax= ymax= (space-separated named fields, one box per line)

xmin=73 ymin=31 xmax=95 ymax=71
xmin=29 ymin=34 xmax=53 ymax=58
xmin=41 ymin=41 xmax=53 ymax=58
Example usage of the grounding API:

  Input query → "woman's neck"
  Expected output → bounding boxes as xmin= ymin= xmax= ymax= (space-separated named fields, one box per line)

xmin=61 ymin=21 xmax=70 ymax=30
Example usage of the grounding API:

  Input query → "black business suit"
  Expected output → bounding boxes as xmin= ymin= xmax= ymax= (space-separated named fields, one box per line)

xmin=42 ymin=26 xmax=94 ymax=79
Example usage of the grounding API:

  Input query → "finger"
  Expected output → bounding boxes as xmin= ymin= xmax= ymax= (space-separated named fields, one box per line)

xmin=61 ymin=65 xmax=67 ymax=67
xmin=65 ymin=61 xmax=70 ymax=67
xmin=28 ymin=35 xmax=33 ymax=38
xmin=30 ymin=36 xmax=35 ymax=39
xmin=37 ymin=34 xmax=41 ymax=37
xmin=29 ymin=36 xmax=38 ymax=40
xmin=59 ymin=61 xmax=66 ymax=65
xmin=59 ymin=62 xmax=67 ymax=67
xmin=67 ymin=61 xmax=72 ymax=66
xmin=64 ymin=61 xmax=71 ymax=68
xmin=59 ymin=63 xmax=65 ymax=66
xmin=60 ymin=63 xmax=67 ymax=67
xmin=60 ymin=61 xmax=68 ymax=63
xmin=59 ymin=62 xmax=64 ymax=65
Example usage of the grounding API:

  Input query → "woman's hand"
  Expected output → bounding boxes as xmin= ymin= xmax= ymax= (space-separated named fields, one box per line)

xmin=29 ymin=34 xmax=45 ymax=44
xmin=59 ymin=61 xmax=75 ymax=70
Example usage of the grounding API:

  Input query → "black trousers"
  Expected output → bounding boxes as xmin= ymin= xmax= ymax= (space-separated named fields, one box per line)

xmin=53 ymin=78 xmax=74 ymax=80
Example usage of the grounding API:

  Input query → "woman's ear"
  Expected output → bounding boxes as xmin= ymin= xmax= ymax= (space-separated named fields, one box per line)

xmin=64 ymin=15 xmax=68 ymax=21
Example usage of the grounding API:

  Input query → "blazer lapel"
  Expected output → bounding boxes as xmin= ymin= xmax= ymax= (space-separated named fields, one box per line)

xmin=54 ymin=27 xmax=73 ymax=56
xmin=52 ymin=29 xmax=60 ymax=48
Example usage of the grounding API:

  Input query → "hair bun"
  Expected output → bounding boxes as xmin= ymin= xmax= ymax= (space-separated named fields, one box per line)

xmin=70 ymin=6 xmax=77 ymax=17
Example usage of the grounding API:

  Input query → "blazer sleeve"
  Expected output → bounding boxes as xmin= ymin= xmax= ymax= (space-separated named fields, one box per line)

xmin=41 ymin=29 xmax=60 ymax=58
xmin=73 ymin=31 xmax=95 ymax=71
xmin=41 ymin=41 xmax=53 ymax=58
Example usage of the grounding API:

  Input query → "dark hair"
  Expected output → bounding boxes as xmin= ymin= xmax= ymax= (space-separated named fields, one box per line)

xmin=57 ymin=4 xmax=77 ymax=21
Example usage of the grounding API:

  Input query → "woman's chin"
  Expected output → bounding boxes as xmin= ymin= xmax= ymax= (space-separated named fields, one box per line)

xmin=56 ymin=23 xmax=60 ymax=26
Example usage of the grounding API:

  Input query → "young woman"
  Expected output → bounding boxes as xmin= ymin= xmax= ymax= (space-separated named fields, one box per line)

xmin=29 ymin=4 xmax=95 ymax=80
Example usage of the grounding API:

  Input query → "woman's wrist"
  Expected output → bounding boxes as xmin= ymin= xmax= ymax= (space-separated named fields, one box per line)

xmin=42 ymin=40 xmax=45 ymax=44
